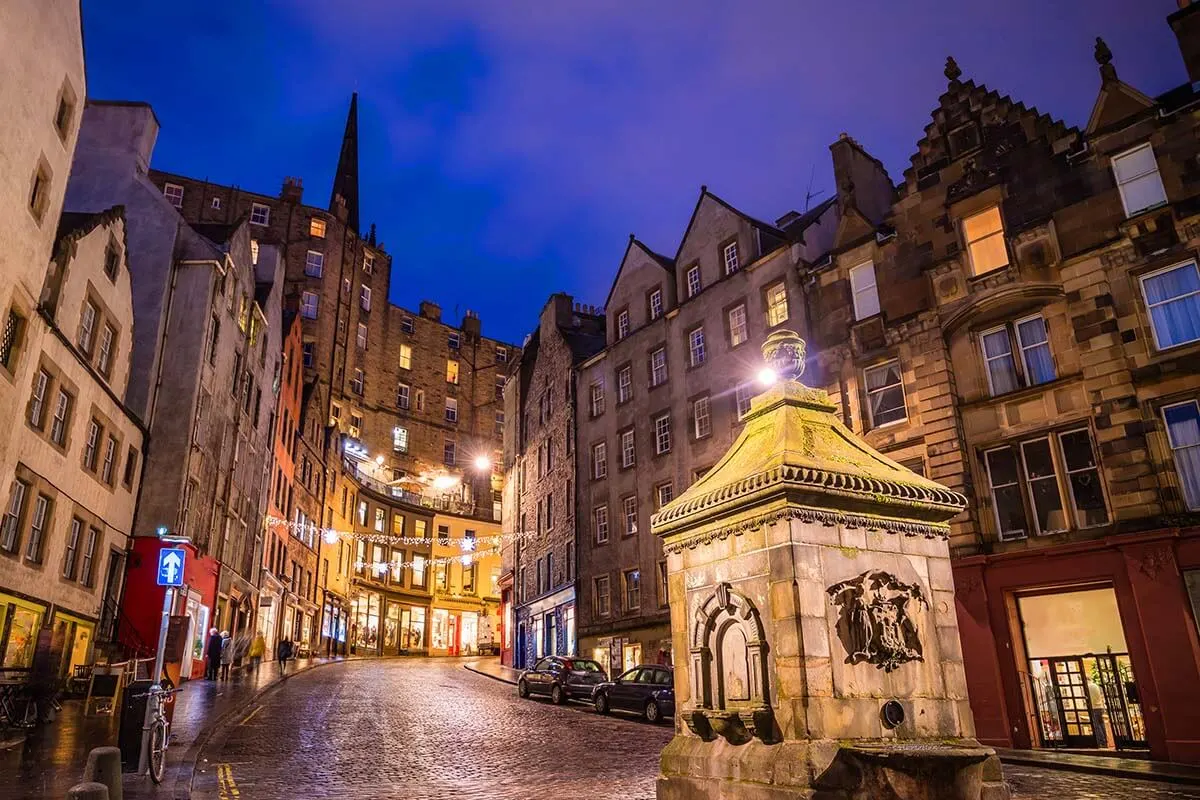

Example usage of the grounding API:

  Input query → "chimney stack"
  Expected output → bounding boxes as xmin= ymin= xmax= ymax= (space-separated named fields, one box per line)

xmin=1170 ymin=0 xmax=1200 ymax=86
xmin=280 ymin=176 xmax=304 ymax=204
xmin=419 ymin=300 xmax=441 ymax=321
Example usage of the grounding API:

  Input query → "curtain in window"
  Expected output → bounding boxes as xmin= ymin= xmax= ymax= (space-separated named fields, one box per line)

xmin=982 ymin=330 xmax=1019 ymax=395
xmin=1165 ymin=403 xmax=1200 ymax=510
xmin=1016 ymin=318 xmax=1055 ymax=385
xmin=1144 ymin=266 xmax=1200 ymax=348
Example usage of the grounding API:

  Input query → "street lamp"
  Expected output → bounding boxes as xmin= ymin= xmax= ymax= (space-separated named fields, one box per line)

xmin=756 ymin=367 xmax=777 ymax=388
xmin=473 ymin=454 xmax=492 ymax=472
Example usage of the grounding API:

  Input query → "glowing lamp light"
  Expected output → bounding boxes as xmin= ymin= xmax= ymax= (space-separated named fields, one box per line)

xmin=323 ymin=529 xmax=340 ymax=545
xmin=375 ymin=455 xmax=385 ymax=466
xmin=433 ymin=474 xmax=460 ymax=491
xmin=473 ymin=455 xmax=491 ymax=471
xmin=757 ymin=367 xmax=778 ymax=387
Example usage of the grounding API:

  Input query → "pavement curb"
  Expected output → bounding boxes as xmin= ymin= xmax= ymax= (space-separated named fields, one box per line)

xmin=996 ymin=750 xmax=1200 ymax=786
xmin=463 ymin=662 xmax=517 ymax=686
xmin=172 ymin=657 xmax=362 ymax=799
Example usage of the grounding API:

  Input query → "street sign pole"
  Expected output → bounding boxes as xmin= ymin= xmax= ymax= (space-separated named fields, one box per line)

xmin=138 ymin=584 xmax=174 ymax=774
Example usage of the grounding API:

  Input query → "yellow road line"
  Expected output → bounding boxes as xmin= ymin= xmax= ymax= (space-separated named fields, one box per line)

xmin=218 ymin=763 xmax=241 ymax=799
xmin=239 ymin=705 xmax=262 ymax=726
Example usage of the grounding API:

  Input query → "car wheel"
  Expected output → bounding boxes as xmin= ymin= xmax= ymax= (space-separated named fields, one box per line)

xmin=594 ymin=692 xmax=610 ymax=714
xmin=550 ymin=684 xmax=565 ymax=705
xmin=644 ymin=699 xmax=662 ymax=723
xmin=517 ymin=680 xmax=529 ymax=698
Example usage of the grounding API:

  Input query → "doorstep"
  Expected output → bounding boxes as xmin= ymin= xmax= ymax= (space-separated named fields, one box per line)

xmin=464 ymin=658 xmax=520 ymax=685
xmin=995 ymin=747 xmax=1200 ymax=785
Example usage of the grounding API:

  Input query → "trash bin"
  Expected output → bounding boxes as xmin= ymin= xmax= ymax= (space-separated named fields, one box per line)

xmin=118 ymin=680 xmax=153 ymax=771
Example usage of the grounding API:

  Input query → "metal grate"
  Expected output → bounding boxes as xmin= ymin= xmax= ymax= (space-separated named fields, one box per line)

xmin=0 ymin=310 xmax=20 ymax=369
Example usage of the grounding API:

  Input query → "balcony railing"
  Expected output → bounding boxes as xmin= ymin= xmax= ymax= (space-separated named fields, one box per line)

xmin=345 ymin=459 xmax=500 ymax=522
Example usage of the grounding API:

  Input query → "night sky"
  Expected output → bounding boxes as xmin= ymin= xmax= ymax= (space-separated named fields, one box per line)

xmin=82 ymin=0 xmax=1179 ymax=344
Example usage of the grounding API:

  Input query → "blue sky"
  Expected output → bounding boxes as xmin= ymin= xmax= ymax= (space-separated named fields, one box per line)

xmin=82 ymin=0 xmax=1179 ymax=344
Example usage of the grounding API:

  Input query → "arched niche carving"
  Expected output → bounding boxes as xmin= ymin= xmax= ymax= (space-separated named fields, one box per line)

xmin=686 ymin=582 xmax=774 ymax=743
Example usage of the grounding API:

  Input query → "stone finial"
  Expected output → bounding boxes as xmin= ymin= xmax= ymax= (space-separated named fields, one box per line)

xmin=944 ymin=56 xmax=962 ymax=83
xmin=1094 ymin=36 xmax=1117 ymax=82
xmin=762 ymin=329 xmax=806 ymax=381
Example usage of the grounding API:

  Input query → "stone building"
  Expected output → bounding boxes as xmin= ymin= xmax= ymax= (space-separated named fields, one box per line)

xmin=574 ymin=195 xmax=839 ymax=676
xmin=65 ymin=101 xmax=283 ymax=677
xmin=430 ymin=511 xmax=502 ymax=656
xmin=800 ymin=8 xmax=1200 ymax=763
xmin=149 ymin=97 xmax=518 ymax=526
xmin=502 ymin=294 xmax=605 ymax=667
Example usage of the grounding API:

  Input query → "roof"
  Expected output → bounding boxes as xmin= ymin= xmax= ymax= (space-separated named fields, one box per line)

xmin=779 ymin=195 xmax=837 ymax=241
xmin=55 ymin=205 xmax=124 ymax=247
xmin=602 ymin=235 xmax=676 ymax=310
xmin=192 ymin=222 xmax=238 ymax=246
xmin=560 ymin=326 xmax=606 ymax=364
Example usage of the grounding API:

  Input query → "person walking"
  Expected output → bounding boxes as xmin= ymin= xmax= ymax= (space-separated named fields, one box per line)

xmin=205 ymin=627 xmax=222 ymax=681
xmin=277 ymin=637 xmax=293 ymax=673
xmin=248 ymin=632 xmax=266 ymax=674
xmin=219 ymin=630 xmax=233 ymax=681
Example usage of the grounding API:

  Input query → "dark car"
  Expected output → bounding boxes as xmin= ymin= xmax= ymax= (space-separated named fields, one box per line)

xmin=592 ymin=665 xmax=675 ymax=723
xmin=517 ymin=656 xmax=608 ymax=705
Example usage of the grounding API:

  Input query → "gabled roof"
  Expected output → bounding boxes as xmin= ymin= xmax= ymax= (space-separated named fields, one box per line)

xmin=1085 ymin=38 xmax=1156 ymax=136
xmin=778 ymin=195 xmax=837 ymax=242
xmin=672 ymin=186 xmax=788 ymax=265
xmin=602 ymin=234 xmax=676 ymax=310
xmin=560 ymin=326 xmax=606 ymax=365
xmin=55 ymin=205 xmax=125 ymax=248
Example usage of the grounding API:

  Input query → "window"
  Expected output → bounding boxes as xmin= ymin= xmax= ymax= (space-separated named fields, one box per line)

xmin=1 ymin=480 xmax=27 ymax=552
xmin=1112 ymin=143 xmax=1168 ymax=217
xmin=589 ymin=381 xmax=605 ymax=417
xmin=723 ymin=241 xmax=740 ymax=275
xmin=309 ymin=218 xmax=326 ymax=238
xmin=649 ymin=348 xmax=667 ymax=386
xmin=102 ymin=436 xmax=117 ymax=484
xmin=850 ymin=262 xmax=880 ymax=320
xmin=963 ymin=206 xmax=1008 ymax=276
xmin=300 ymin=291 xmax=319 ymax=319
xmin=649 ymin=289 xmax=663 ymax=321
xmin=250 ymin=203 xmax=270 ymax=226
xmin=363 ymin=252 xmax=375 ymax=274
xmin=1165 ymin=401 xmax=1200 ymax=510
xmin=985 ymin=447 xmax=1027 ymax=540
xmin=374 ymin=508 xmax=386 ymax=533
xmin=446 ymin=360 xmax=459 ymax=385
xmin=163 ymin=183 xmax=184 ymax=207
xmin=80 ymin=527 xmax=98 ymax=586
xmin=693 ymin=395 xmax=712 ymax=438
xmin=351 ymin=369 xmax=364 ymax=395
xmin=123 ymin=446 xmax=138 ymax=487
xmin=656 ymin=482 xmax=674 ymax=508
xmin=393 ymin=426 xmax=409 ymax=453
xmin=398 ymin=344 xmax=412 ymax=370
xmin=864 ymin=361 xmax=906 ymax=427
xmin=624 ymin=569 xmax=641 ymax=611
xmin=103 ymin=243 xmax=120 ymax=281
xmin=29 ymin=369 xmax=49 ymax=429
xmin=658 ymin=561 xmax=669 ymax=606
xmin=210 ymin=197 xmax=222 ymax=210
xmin=304 ymin=250 xmax=324 ymax=277
xmin=595 ymin=576 xmax=611 ymax=616
xmin=495 ymin=373 xmax=505 ymax=401
xmin=302 ymin=342 xmax=314 ymax=367
xmin=622 ymin=495 xmax=638 ymax=536
xmin=686 ymin=265 xmax=702 ymax=298
xmin=26 ymin=494 xmax=50 ymax=563
xmin=1059 ymin=429 xmax=1109 ymax=528
xmin=654 ymin=413 xmax=671 ymax=454
xmin=592 ymin=442 xmax=607 ymax=479
xmin=54 ymin=83 xmax=75 ymax=138
xmin=50 ymin=389 xmax=70 ymax=446
xmin=1 ymin=309 xmax=24 ymax=371
xmin=350 ymin=412 xmax=363 ymax=431
xmin=448 ymin=332 xmax=460 ymax=350
xmin=1141 ymin=262 xmax=1200 ymax=350
xmin=250 ymin=239 xmax=259 ymax=265
xmin=766 ymin=282 xmax=788 ymax=327
xmin=495 ymin=345 xmax=508 ymax=363
xmin=593 ymin=506 xmax=610 ymax=544
xmin=357 ymin=500 xmax=368 ymax=526
xmin=728 ymin=305 xmax=748 ymax=347
xmin=735 ymin=384 xmax=753 ymax=420
xmin=494 ymin=410 xmax=504 ymax=436
xmin=29 ymin=162 xmax=51 ymax=221
xmin=617 ymin=309 xmax=630 ymax=339
xmin=443 ymin=439 xmax=456 ymax=466
xmin=412 ymin=555 xmax=428 ymax=589
xmin=620 ymin=429 xmax=635 ymax=468
xmin=397 ymin=383 xmax=410 ymax=410
xmin=981 ymin=316 xmax=1055 ymax=395
xmin=83 ymin=419 xmax=101 ymax=471
xmin=63 ymin=518 xmax=82 ymax=579
xmin=415 ymin=390 xmax=425 ymax=411
xmin=401 ymin=316 xmax=415 ymax=334
xmin=617 ymin=365 xmax=632 ymax=403
xmin=688 ymin=327 xmax=706 ymax=367
xmin=445 ymin=397 xmax=458 ymax=423
xmin=360 ymin=285 xmax=371 ymax=312
xmin=78 ymin=299 xmax=97 ymax=354
xmin=545 ymin=494 xmax=554 ymax=531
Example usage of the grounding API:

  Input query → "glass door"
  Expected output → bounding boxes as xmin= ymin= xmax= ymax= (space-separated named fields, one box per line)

xmin=1050 ymin=658 xmax=1097 ymax=748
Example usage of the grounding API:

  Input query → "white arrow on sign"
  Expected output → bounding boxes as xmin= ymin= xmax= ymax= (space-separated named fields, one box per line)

xmin=162 ymin=551 xmax=183 ymax=584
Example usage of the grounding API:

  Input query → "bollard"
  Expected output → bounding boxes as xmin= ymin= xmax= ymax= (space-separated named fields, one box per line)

xmin=65 ymin=782 xmax=108 ymax=800
xmin=82 ymin=746 xmax=122 ymax=800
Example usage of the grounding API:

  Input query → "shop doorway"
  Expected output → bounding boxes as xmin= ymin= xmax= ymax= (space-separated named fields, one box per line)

xmin=1018 ymin=587 xmax=1147 ymax=753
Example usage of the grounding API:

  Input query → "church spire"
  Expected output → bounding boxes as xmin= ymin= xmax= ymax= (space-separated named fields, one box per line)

xmin=329 ymin=92 xmax=360 ymax=234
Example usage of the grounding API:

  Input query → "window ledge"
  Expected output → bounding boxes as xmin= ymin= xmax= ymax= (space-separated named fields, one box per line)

xmin=959 ymin=372 xmax=1083 ymax=410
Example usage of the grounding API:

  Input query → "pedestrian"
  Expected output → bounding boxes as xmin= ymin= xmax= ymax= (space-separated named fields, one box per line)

xmin=277 ymin=637 xmax=293 ymax=673
xmin=219 ymin=630 xmax=233 ymax=681
xmin=205 ymin=627 xmax=222 ymax=681
xmin=248 ymin=632 xmax=266 ymax=673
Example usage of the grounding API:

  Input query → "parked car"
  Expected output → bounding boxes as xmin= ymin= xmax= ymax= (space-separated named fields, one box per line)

xmin=592 ymin=665 xmax=675 ymax=723
xmin=517 ymin=656 xmax=608 ymax=705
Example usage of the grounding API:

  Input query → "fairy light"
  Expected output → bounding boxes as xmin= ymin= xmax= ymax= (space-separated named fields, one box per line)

xmin=264 ymin=515 xmax=537 ymax=547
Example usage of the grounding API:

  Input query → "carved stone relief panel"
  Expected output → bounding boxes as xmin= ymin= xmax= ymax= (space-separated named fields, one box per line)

xmin=827 ymin=570 xmax=928 ymax=673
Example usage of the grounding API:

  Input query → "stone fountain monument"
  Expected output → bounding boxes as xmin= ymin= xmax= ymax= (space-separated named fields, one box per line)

xmin=651 ymin=331 xmax=1008 ymax=800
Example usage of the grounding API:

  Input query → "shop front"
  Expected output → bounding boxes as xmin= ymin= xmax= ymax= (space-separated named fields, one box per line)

xmin=0 ymin=592 xmax=47 ymax=669
xmin=429 ymin=607 xmax=480 ymax=656
xmin=514 ymin=585 xmax=575 ymax=668
xmin=49 ymin=610 xmax=95 ymax=683
xmin=350 ymin=589 xmax=428 ymax=656
xmin=586 ymin=626 xmax=672 ymax=678
xmin=955 ymin=528 xmax=1200 ymax=764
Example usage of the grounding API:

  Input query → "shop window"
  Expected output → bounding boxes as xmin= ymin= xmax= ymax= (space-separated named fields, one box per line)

xmin=1140 ymin=261 xmax=1200 ymax=351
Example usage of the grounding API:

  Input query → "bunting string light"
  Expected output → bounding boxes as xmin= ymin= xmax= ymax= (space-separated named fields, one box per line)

xmin=354 ymin=548 xmax=500 ymax=573
xmin=264 ymin=515 xmax=538 ymax=548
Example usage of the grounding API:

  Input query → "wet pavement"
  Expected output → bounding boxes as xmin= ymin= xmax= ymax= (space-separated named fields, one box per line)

xmin=0 ymin=657 xmax=349 ymax=800
xmin=192 ymin=658 xmax=1200 ymax=800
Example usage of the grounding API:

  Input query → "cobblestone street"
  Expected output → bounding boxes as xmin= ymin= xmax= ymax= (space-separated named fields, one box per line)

xmin=190 ymin=659 xmax=1200 ymax=800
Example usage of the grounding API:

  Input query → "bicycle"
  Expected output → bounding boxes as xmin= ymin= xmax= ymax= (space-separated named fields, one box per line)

xmin=0 ymin=682 xmax=37 ymax=730
xmin=136 ymin=684 xmax=180 ymax=783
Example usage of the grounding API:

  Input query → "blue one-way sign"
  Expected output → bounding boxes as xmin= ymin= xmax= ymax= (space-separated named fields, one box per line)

xmin=157 ymin=547 xmax=186 ymax=587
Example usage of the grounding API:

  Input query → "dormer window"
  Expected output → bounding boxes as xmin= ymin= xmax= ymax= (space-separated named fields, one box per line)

xmin=1113 ymin=143 xmax=1168 ymax=218
xmin=962 ymin=206 xmax=1008 ymax=276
